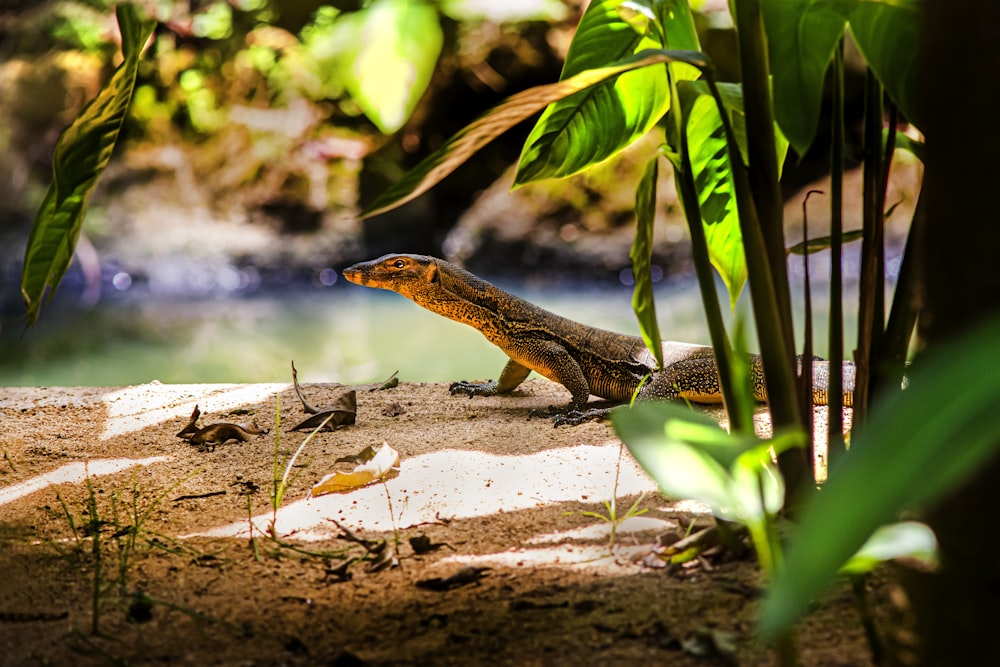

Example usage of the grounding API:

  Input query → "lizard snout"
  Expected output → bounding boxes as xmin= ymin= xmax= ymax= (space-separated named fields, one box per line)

xmin=342 ymin=264 xmax=365 ymax=285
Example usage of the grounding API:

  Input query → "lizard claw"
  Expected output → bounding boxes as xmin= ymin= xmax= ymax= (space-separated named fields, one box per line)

xmin=449 ymin=380 xmax=493 ymax=398
xmin=551 ymin=408 xmax=613 ymax=427
xmin=527 ymin=405 xmax=561 ymax=420
xmin=551 ymin=411 xmax=583 ymax=427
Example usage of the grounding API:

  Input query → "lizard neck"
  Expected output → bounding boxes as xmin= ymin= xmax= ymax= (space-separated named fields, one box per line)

xmin=407 ymin=260 xmax=542 ymax=330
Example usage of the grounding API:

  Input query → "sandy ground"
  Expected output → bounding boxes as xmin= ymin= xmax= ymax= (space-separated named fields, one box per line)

xmin=0 ymin=377 xmax=879 ymax=666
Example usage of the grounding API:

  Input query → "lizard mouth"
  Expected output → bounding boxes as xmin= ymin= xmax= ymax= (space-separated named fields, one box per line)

xmin=341 ymin=264 xmax=365 ymax=285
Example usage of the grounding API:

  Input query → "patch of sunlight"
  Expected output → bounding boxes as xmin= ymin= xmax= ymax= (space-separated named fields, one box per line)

xmin=437 ymin=543 xmax=654 ymax=570
xmin=100 ymin=382 xmax=288 ymax=439
xmin=0 ymin=457 xmax=171 ymax=507
xmin=662 ymin=499 xmax=715 ymax=515
xmin=184 ymin=442 xmax=659 ymax=541
xmin=525 ymin=515 xmax=677 ymax=544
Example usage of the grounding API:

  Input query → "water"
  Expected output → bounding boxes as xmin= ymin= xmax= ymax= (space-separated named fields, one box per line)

xmin=0 ymin=276 xmax=863 ymax=388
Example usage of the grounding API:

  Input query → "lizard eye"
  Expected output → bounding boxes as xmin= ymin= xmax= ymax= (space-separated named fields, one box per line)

xmin=392 ymin=259 xmax=406 ymax=269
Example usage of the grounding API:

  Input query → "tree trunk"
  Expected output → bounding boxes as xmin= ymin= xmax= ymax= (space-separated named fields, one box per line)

xmin=902 ymin=2 xmax=1000 ymax=664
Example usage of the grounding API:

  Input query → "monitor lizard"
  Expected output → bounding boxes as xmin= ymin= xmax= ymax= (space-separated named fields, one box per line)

xmin=343 ymin=253 xmax=854 ymax=425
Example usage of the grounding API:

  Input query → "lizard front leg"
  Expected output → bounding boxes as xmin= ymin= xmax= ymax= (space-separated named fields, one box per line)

xmin=451 ymin=340 xmax=593 ymax=418
xmin=450 ymin=358 xmax=531 ymax=398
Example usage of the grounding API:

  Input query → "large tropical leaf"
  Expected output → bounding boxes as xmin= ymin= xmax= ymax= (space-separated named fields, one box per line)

xmin=361 ymin=48 xmax=710 ymax=219
xmin=764 ymin=0 xmax=849 ymax=156
xmin=765 ymin=0 xmax=922 ymax=154
xmin=673 ymin=79 xmax=789 ymax=308
xmin=21 ymin=5 xmax=155 ymax=327
xmin=759 ymin=316 xmax=1000 ymax=639
xmin=613 ymin=401 xmax=802 ymax=524
xmin=339 ymin=0 xmax=442 ymax=134
xmin=630 ymin=156 xmax=664 ymax=370
xmin=847 ymin=0 xmax=923 ymax=131
xmin=613 ymin=403 xmax=740 ymax=517
xmin=514 ymin=0 xmax=699 ymax=185
xmin=683 ymin=91 xmax=746 ymax=308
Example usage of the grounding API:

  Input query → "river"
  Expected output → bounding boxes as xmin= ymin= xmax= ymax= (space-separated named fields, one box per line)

xmin=0 ymin=274 xmax=861 ymax=388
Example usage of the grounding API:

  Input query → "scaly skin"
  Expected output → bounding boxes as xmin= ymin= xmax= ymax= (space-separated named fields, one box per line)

xmin=343 ymin=254 xmax=855 ymax=424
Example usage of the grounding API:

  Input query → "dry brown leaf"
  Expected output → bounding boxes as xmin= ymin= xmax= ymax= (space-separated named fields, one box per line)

xmin=290 ymin=361 xmax=357 ymax=430
xmin=175 ymin=404 xmax=265 ymax=450
xmin=381 ymin=402 xmax=406 ymax=417
xmin=415 ymin=566 xmax=490 ymax=591
xmin=311 ymin=443 xmax=400 ymax=496
xmin=176 ymin=404 xmax=202 ymax=438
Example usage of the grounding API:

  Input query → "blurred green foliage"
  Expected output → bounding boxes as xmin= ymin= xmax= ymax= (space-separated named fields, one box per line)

xmin=0 ymin=0 xmax=576 ymax=233
xmin=11 ymin=0 xmax=566 ymax=139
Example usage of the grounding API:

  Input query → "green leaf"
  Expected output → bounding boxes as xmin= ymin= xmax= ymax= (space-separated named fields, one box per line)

xmin=680 ymin=88 xmax=745 ymax=308
xmin=765 ymin=0 xmax=922 ymax=150
xmin=840 ymin=521 xmax=938 ymax=576
xmin=764 ymin=0 xmax=849 ymax=156
xmin=630 ymin=156 xmax=664 ymax=370
xmin=514 ymin=0 xmax=671 ymax=185
xmin=614 ymin=404 xmax=736 ymax=518
xmin=890 ymin=129 xmax=925 ymax=164
xmin=340 ymin=0 xmax=442 ymax=134
xmin=731 ymin=445 xmax=786 ymax=520
xmin=619 ymin=0 xmax=702 ymax=79
xmin=848 ymin=0 xmax=923 ymax=132
xmin=614 ymin=401 xmax=799 ymax=524
xmin=759 ymin=316 xmax=1000 ymax=640
xmin=21 ymin=4 xmax=155 ymax=327
xmin=673 ymin=79 xmax=789 ymax=308
xmin=786 ymin=229 xmax=864 ymax=255
xmin=361 ymin=48 xmax=709 ymax=218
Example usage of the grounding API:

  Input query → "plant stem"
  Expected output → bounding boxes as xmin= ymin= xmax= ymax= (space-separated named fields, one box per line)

xmin=854 ymin=69 xmax=887 ymax=425
xmin=673 ymin=139 xmax=750 ymax=433
xmin=800 ymin=192 xmax=816 ymax=475
xmin=828 ymin=38 xmax=846 ymax=464
xmin=728 ymin=0 xmax=808 ymax=495
xmin=706 ymin=74 xmax=808 ymax=495
xmin=880 ymin=189 xmax=924 ymax=390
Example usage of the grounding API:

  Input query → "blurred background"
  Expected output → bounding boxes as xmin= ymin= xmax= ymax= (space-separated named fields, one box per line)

xmin=0 ymin=0 xmax=919 ymax=387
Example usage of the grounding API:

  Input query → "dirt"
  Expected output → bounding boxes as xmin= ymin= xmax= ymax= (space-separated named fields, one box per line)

xmin=0 ymin=378 xmax=883 ymax=666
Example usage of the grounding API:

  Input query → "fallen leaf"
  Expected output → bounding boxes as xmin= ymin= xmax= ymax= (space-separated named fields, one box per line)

xmin=409 ymin=534 xmax=447 ymax=555
xmin=175 ymin=405 xmax=266 ymax=450
xmin=325 ymin=561 xmax=353 ymax=582
xmin=369 ymin=370 xmax=399 ymax=391
xmin=186 ymin=423 xmax=265 ymax=450
xmin=328 ymin=518 xmax=381 ymax=550
xmin=367 ymin=542 xmax=400 ymax=572
xmin=291 ymin=360 xmax=323 ymax=414
xmin=311 ymin=443 xmax=400 ymax=496
xmin=335 ymin=445 xmax=378 ymax=465
xmin=382 ymin=402 xmax=406 ymax=417
xmin=176 ymin=405 xmax=202 ymax=438
xmin=289 ymin=362 xmax=358 ymax=431
xmin=416 ymin=566 xmax=490 ymax=591
xmin=327 ymin=519 xmax=399 ymax=572
xmin=290 ymin=402 xmax=356 ymax=432
xmin=289 ymin=362 xmax=357 ymax=430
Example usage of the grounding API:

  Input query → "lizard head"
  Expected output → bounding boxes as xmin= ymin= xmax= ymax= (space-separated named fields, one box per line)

xmin=342 ymin=254 xmax=441 ymax=300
